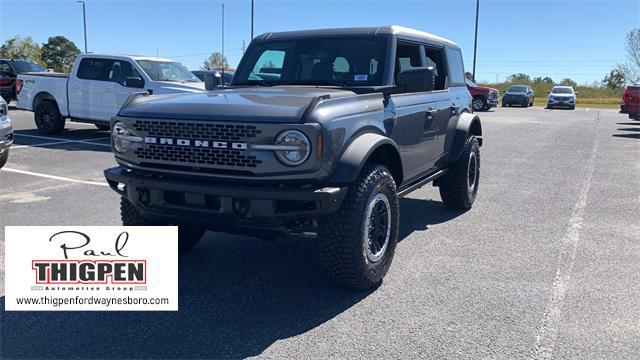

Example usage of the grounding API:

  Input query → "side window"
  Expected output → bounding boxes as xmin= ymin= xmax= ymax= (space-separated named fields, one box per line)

xmin=251 ymin=50 xmax=285 ymax=80
xmin=395 ymin=43 xmax=422 ymax=80
xmin=108 ymin=61 xmax=140 ymax=86
xmin=445 ymin=47 xmax=465 ymax=86
xmin=77 ymin=58 xmax=112 ymax=81
xmin=0 ymin=61 xmax=12 ymax=73
xmin=425 ymin=46 xmax=448 ymax=90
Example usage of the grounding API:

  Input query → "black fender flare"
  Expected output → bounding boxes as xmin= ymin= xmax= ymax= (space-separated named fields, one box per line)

xmin=449 ymin=112 xmax=482 ymax=162
xmin=329 ymin=133 xmax=401 ymax=184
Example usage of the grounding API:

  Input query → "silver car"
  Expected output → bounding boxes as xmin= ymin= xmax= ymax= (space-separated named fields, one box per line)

xmin=0 ymin=97 xmax=13 ymax=168
xmin=547 ymin=86 xmax=577 ymax=110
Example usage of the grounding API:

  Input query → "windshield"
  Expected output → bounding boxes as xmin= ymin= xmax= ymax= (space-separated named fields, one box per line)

xmin=9 ymin=60 xmax=46 ymax=73
xmin=552 ymin=87 xmax=573 ymax=94
xmin=135 ymin=60 xmax=201 ymax=82
xmin=232 ymin=36 xmax=388 ymax=87
xmin=507 ymin=85 xmax=528 ymax=93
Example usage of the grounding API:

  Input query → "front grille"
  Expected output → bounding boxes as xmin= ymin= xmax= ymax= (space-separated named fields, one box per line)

xmin=130 ymin=120 xmax=264 ymax=169
xmin=132 ymin=120 xmax=262 ymax=141
xmin=134 ymin=145 xmax=261 ymax=168
xmin=489 ymin=92 xmax=499 ymax=100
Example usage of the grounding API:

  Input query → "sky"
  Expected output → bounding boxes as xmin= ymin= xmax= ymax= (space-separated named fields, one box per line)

xmin=1 ymin=0 xmax=638 ymax=84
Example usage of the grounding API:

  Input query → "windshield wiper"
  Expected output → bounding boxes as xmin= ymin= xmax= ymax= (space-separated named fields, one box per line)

xmin=281 ymin=80 xmax=347 ymax=87
xmin=234 ymin=79 xmax=273 ymax=87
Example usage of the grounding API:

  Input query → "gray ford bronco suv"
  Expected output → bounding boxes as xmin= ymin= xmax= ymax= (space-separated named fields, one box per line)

xmin=104 ymin=26 xmax=482 ymax=290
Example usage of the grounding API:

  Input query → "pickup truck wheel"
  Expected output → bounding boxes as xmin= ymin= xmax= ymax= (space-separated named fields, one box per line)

xmin=95 ymin=124 xmax=110 ymax=131
xmin=34 ymin=100 xmax=65 ymax=134
xmin=439 ymin=136 xmax=480 ymax=210
xmin=120 ymin=198 xmax=204 ymax=252
xmin=317 ymin=164 xmax=399 ymax=290
xmin=473 ymin=96 xmax=487 ymax=112
xmin=0 ymin=149 xmax=8 ymax=169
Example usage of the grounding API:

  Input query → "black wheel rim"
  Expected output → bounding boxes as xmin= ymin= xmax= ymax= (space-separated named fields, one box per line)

xmin=467 ymin=152 xmax=478 ymax=193
xmin=35 ymin=106 xmax=54 ymax=130
xmin=364 ymin=193 xmax=391 ymax=263
xmin=473 ymin=99 xmax=484 ymax=111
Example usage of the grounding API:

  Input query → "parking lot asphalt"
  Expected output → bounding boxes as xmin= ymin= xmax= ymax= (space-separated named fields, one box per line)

xmin=1 ymin=105 xmax=639 ymax=359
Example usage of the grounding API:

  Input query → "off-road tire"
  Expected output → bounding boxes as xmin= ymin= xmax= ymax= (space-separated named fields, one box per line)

xmin=34 ymin=100 xmax=65 ymax=134
xmin=0 ymin=149 xmax=8 ymax=169
xmin=120 ymin=198 xmax=205 ymax=252
xmin=95 ymin=124 xmax=110 ymax=131
xmin=473 ymin=96 xmax=488 ymax=112
xmin=439 ymin=136 xmax=480 ymax=210
xmin=317 ymin=163 xmax=399 ymax=290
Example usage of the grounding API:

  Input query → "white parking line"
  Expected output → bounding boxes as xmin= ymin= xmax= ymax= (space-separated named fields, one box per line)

xmin=1 ymin=167 xmax=109 ymax=187
xmin=585 ymin=108 xmax=590 ymax=112
xmin=13 ymin=133 xmax=111 ymax=148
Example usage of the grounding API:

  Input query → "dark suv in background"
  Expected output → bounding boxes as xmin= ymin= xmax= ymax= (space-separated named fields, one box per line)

xmin=0 ymin=59 xmax=46 ymax=103
xmin=502 ymin=84 xmax=534 ymax=107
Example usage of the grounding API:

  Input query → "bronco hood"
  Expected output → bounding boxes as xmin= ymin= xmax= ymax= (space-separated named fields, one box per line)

xmin=118 ymin=87 xmax=356 ymax=123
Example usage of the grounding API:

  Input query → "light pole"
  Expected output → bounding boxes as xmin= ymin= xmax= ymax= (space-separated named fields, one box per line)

xmin=472 ymin=0 xmax=479 ymax=81
xmin=221 ymin=3 xmax=225 ymax=81
xmin=251 ymin=0 xmax=254 ymax=39
xmin=76 ymin=1 xmax=88 ymax=53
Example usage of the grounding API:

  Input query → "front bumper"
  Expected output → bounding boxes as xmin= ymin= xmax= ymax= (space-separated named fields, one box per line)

xmin=502 ymin=95 xmax=528 ymax=105
xmin=547 ymin=98 xmax=575 ymax=107
xmin=0 ymin=118 xmax=13 ymax=153
xmin=104 ymin=167 xmax=347 ymax=235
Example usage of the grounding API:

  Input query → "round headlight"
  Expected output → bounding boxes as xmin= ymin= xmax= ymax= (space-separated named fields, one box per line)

xmin=112 ymin=121 xmax=131 ymax=153
xmin=274 ymin=130 xmax=311 ymax=166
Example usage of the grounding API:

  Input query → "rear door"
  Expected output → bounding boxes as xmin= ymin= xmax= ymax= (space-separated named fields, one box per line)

xmin=68 ymin=57 xmax=112 ymax=120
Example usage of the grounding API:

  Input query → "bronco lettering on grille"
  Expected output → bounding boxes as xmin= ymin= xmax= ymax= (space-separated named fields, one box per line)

xmin=143 ymin=137 xmax=248 ymax=150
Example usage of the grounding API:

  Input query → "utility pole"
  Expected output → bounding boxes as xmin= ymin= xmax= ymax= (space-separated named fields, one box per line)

xmin=76 ymin=1 xmax=88 ymax=53
xmin=251 ymin=0 xmax=255 ymax=39
xmin=472 ymin=0 xmax=479 ymax=82
xmin=222 ymin=3 xmax=225 ymax=83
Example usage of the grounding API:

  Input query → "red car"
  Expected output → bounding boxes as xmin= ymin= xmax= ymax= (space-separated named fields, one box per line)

xmin=625 ymin=85 xmax=640 ymax=119
xmin=466 ymin=79 xmax=499 ymax=112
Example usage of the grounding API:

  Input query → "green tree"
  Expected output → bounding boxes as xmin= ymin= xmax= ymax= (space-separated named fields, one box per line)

xmin=202 ymin=52 xmax=229 ymax=70
xmin=506 ymin=73 xmax=530 ymax=83
xmin=41 ymin=36 xmax=81 ymax=73
xmin=602 ymin=66 xmax=626 ymax=89
xmin=559 ymin=78 xmax=577 ymax=87
xmin=0 ymin=35 xmax=43 ymax=64
xmin=534 ymin=76 xmax=554 ymax=84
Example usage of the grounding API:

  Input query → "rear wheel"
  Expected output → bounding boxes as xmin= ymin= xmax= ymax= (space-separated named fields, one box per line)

xmin=0 ymin=149 xmax=8 ymax=169
xmin=34 ymin=100 xmax=65 ymax=134
xmin=317 ymin=163 xmax=399 ymax=290
xmin=439 ymin=136 xmax=480 ymax=210
xmin=120 ymin=198 xmax=205 ymax=252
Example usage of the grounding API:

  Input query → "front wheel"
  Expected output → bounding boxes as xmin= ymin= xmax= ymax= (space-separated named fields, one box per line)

xmin=0 ymin=149 xmax=8 ymax=169
xmin=439 ymin=136 xmax=480 ymax=210
xmin=317 ymin=164 xmax=399 ymax=290
xmin=34 ymin=100 xmax=65 ymax=134
xmin=120 ymin=198 xmax=205 ymax=252
xmin=473 ymin=96 xmax=488 ymax=112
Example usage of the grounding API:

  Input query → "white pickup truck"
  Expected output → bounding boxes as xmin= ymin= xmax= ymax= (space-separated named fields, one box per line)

xmin=16 ymin=54 xmax=205 ymax=134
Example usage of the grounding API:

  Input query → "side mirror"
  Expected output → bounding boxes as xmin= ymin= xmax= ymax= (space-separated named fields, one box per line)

xmin=124 ymin=77 xmax=145 ymax=88
xmin=546 ymin=91 xmax=550 ymax=94
xmin=203 ymin=72 xmax=220 ymax=91
xmin=574 ymin=91 xmax=578 ymax=95
xmin=397 ymin=67 xmax=435 ymax=93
